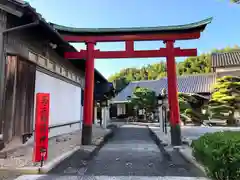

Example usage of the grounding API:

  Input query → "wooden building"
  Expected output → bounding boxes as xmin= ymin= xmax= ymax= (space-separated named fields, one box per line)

xmin=110 ymin=51 xmax=240 ymax=119
xmin=110 ymin=73 xmax=216 ymax=118
xmin=0 ymin=0 xmax=113 ymax=150
xmin=211 ymin=51 xmax=240 ymax=77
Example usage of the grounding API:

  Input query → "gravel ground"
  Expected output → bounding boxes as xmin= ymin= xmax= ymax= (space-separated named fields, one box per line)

xmin=0 ymin=170 xmax=22 ymax=180
xmin=181 ymin=126 xmax=240 ymax=140
xmin=0 ymin=126 xmax=109 ymax=169
xmin=24 ymin=125 xmax=207 ymax=180
xmin=0 ymin=126 xmax=109 ymax=180
xmin=148 ymin=125 xmax=240 ymax=143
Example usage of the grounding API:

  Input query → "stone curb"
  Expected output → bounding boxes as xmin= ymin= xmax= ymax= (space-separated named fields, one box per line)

xmin=82 ymin=127 xmax=117 ymax=162
xmin=147 ymin=125 xmax=208 ymax=178
xmin=182 ymin=137 xmax=192 ymax=146
xmin=147 ymin=125 xmax=171 ymax=161
xmin=0 ymin=128 xmax=117 ymax=175
xmin=178 ymin=148 xmax=208 ymax=177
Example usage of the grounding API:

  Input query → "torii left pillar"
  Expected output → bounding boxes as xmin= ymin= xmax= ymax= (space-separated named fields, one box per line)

xmin=165 ymin=40 xmax=181 ymax=146
xmin=82 ymin=41 xmax=95 ymax=145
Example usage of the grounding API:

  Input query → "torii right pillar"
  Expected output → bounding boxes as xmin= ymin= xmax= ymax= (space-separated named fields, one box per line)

xmin=165 ymin=40 xmax=181 ymax=146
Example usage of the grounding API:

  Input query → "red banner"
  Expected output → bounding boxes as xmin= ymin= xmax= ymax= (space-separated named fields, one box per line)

xmin=33 ymin=93 xmax=50 ymax=162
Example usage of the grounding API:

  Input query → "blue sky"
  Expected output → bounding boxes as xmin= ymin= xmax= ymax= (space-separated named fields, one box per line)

xmin=26 ymin=0 xmax=240 ymax=78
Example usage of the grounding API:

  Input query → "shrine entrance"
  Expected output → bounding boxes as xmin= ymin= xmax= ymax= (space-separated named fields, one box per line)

xmin=52 ymin=17 xmax=212 ymax=146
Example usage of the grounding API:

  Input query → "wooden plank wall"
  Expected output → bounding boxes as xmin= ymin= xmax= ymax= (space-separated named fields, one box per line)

xmin=2 ymin=55 xmax=36 ymax=144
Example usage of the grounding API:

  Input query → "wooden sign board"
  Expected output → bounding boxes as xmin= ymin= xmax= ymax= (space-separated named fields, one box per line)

xmin=33 ymin=93 xmax=50 ymax=162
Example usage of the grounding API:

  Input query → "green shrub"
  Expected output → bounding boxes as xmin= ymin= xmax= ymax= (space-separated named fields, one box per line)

xmin=191 ymin=131 xmax=240 ymax=180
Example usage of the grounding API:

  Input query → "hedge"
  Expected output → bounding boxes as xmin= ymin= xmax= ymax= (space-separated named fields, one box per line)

xmin=191 ymin=131 xmax=240 ymax=180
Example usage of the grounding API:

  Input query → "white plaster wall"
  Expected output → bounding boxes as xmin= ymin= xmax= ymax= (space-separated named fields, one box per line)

xmin=106 ymin=107 xmax=110 ymax=125
xmin=33 ymin=70 xmax=82 ymax=139
xmin=101 ymin=107 xmax=107 ymax=128
xmin=94 ymin=107 xmax=99 ymax=125
xmin=117 ymin=103 xmax=126 ymax=115
xmin=158 ymin=106 xmax=163 ymax=128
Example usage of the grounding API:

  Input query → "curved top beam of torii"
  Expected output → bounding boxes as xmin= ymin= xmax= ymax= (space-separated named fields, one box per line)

xmin=50 ymin=17 xmax=212 ymax=41
xmin=58 ymin=18 xmax=212 ymax=59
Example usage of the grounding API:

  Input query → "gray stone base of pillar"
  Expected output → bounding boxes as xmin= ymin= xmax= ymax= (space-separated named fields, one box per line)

xmin=170 ymin=124 xmax=182 ymax=146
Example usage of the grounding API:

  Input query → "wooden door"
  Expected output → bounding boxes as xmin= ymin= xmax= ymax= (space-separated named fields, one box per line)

xmin=110 ymin=104 xmax=117 ymax=118
xmin=2 ymin=55 xmax=36 ymax=144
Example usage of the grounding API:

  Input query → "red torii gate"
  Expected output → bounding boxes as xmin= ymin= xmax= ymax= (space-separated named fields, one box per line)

xmin=52 ymin=17 xmax=212 ymax=146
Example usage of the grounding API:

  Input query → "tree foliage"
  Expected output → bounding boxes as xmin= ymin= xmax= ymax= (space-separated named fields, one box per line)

xmin=130 ymin=87 xmax=157 ymax=120
xmin=231 ymin=0 xmax=240 ymax=3
xmin=178 ymin=93 xmax=208 ymax=124
xmin=108 ymin=46 xmax=240 ymax=93
xmin=208 ymin=76 xmax=240 ymax=125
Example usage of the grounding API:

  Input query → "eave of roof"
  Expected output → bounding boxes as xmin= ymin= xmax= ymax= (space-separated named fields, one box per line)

xmin=211 ymin=51 xmax=240 ymax=68
xmin=5 ymin=0 xmax=108 ymax=83
xmin=50 ymin=17 xmax=213 ymax=36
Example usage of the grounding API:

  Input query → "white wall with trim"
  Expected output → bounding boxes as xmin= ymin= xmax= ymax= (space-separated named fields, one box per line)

xmin=33 ymin=70 xmax=82 ymax=139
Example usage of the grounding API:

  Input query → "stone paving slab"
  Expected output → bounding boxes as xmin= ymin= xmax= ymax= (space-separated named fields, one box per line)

xmin=52 ymin=124 xmax=205 ymax=178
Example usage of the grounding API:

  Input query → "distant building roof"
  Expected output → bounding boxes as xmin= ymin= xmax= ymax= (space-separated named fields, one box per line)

xmin=111 ymin=73 xmax=216 ymax=103
xmin=211 ymin=51 xmax=240 ymax=68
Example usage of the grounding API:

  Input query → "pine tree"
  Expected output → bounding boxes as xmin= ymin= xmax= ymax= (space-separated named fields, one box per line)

xmin=208 ymin=76 xmax=240 ymax=125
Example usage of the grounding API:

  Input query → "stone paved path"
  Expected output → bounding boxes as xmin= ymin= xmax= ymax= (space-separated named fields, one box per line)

xmin=15 ymin=125 xmax=209 ymax=180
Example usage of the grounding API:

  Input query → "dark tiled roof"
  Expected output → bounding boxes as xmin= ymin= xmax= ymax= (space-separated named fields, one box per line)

xmin=211 ymin=51 xmax=240 ymax=68
xmin=51 ymin=17 xmax=212 ymax=36
xmin=111 ymin=73 xmax=216 ymax=103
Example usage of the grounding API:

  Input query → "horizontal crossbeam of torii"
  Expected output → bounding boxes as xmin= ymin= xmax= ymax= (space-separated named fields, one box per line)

xmin=52 ymin=17 xmax=212 ymax=146
xmin=64 ymin=46 xmax=197 ymax=59
xmin=63 ymin=31 xmax=201 ymax=42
